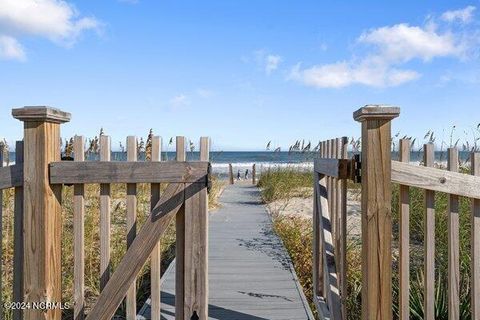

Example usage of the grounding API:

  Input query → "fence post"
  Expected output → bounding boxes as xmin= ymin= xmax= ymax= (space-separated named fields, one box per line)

xmin=12 ymin=106 xmax=71 ymax=320
xmin=252 ymin=164 xmax=256 ymax=185
xmin=353 ymin=105 xmax=399 ymax=320
xmin=229 ymin=163 xmax=234 ymax=184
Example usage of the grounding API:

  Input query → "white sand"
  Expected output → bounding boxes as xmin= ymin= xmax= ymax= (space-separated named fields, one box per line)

xmin=265 ymin=189 xmax=362 ymax=236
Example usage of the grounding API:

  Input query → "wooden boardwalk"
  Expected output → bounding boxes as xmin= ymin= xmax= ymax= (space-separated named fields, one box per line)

xmin=139 ymin=183 xmax=314 ymax=320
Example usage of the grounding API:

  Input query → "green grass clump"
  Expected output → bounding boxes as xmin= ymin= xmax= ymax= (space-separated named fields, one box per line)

xmin=257 ymin=167 xmax=312 ymax=202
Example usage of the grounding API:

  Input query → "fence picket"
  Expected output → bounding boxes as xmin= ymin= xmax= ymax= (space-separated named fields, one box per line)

xmin=0 ymin=143 xmax=3 ymax=320
xmin=73 ymin=136 xmax=85 ymax=320
xmin=471 ymin=152 xmax=480 ymax=319
xmin=100 ymin=135 xmax=111 ymax=290
xmin=398 ymin=139 xmax=410 ymax=320
xmin=423 ymin=143 xmax=435 ymax=320
xmin=175 ymin=136 xmax=186 ymax=320
xmin=184 ymin=137 xmax=210 ymax=318
xmin=150 ymin=136 xmax=162 ymax=320
xmin=126 ymin=136 xmax=138 ymax=319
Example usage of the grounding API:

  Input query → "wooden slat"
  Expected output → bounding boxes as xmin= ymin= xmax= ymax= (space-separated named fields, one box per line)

xmin=447 ymin=148 xmax=460 ymax=320
xmin=0 ymin=164 xmax=23 ymax=189
xmin=398 ymin=139 xmax=410 ymax=320
xmin=471 ymin=152 xmax=480 ymax=319
xmin=175 ymin=136 xmax=186 ymax=320
xmin=313 ymin=158 xmax=351 ymax=179
xmin=338 ymin=136 xmax=348 ymax=319
xmin=313 ymin=167 xmax=322 ymax=299
xmin=423 ymin=143 xmax=435 ymax=320
xmin=391 ymin=160 xmax=480 ymax=198
xmin=150 ymin=136 xmax=162 ymax=320
xmin=184 ymin=137 xmax=210 ymax=319
xmin=321 ymin=141 xmax=327 ymax=297
xmin=100 ymin=135 xmax=111 ymax=291
xmin=73 ymin=136 xmax=85 ymax=320
xmin=13 ymin=141 xmax=24 ymax=320
xmin=315 ymin=172 xmax=342 ymax=320
xmin=126 ymin=136 xmax=137 ymax=319
xmin=0 ymin=143 xmax=3 ymax=320
xmin=85 ymin=182 xmax=192 ymax=320
xmin=49 ymin=161 xmax=209 ymax=184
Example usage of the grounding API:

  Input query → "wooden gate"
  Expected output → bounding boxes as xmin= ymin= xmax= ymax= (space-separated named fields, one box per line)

xmin=0 ymin=106 xmax=210 ymax=320
xmin=313 ymin=105 xmax=480 ymax=320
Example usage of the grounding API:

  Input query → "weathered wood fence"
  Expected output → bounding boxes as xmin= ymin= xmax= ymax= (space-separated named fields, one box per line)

xmin=0 ymin=106 xmax=211 ymax=320
xmin=313 ymin=105 xmax=480 ymax=320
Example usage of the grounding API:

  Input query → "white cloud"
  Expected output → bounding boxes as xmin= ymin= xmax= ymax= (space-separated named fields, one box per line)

xmin=169 ymin=94 xmax=190 ymax=109
xmin=289 ymin=61 xmax=419 ymax=88
xmin=290 ymin=8 xmax=477 ymax=89
xmin=358 ymin=23 xmax=463 ymax=62
xmin=0 ymin=0 xmax=100 ymax=60
xmin=265 ymin=55 xmax=282 ymax=74
xmin=441 ymin=6 xmax=476 ymax=24
xmin=254 ymin=50 xmax=282 ymax=74
xmin=0 ymin=35 xmax=25 ymax=61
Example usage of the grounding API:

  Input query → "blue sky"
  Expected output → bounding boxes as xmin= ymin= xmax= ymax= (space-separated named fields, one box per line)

xmin=1 ymin=0 xmax=479 ymax=151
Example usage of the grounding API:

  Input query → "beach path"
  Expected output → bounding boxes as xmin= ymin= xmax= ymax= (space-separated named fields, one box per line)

xmin=138 ymin=182 xmax=314 ymax=320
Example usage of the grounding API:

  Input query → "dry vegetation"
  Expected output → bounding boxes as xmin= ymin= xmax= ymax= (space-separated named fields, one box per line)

xmin=1 ymin=177 xmax=223 ymax=320
xmin=258 ymin=166 xmax=475 ymax=320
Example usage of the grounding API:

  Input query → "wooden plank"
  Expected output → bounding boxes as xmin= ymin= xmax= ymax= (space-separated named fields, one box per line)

xmin=316 ymin=173 xmax=342 ymax=320
xmin=447 ymin=147 xmax=460 ymax=320
xmin=150 ymin=136 xmax=162 ymax=320
xmin=13 ymin=141 xmax=24 ymax=320
xmin=313 ymin=171 xmax=322 ymax=299
xmin=126 ymin=136 xmax=137 ymax=320
xmin=85 ymin=182 xmax=191 ymax=320
xmin=423 ymin=143 xmax=435 ymax=320
xmin=184 ymin=137 xmax=210 ymax=319
xmin=398 ymin=139 xmax=410 ymax=320
xmin=313 ymin=158 xmax=351 ymax=179
xmin=18 ymin=116 xmax=68 ymax=320
xmin=49 ymin=161 xmax=209 ymax=184
xmin=73 ymin=136 xmax=85 ymax=320
xmin=252 ymin=164 xmax=256 ymax=185
xmin=354 ymin=106 xmax=398 ymax=320
xmin=471 ymin=152 xmax=480 ymax=319
xmin=0 ymin=143 xmax=3 ymax=320
xmin=100 ymin=135 xmax=111 ymax=291
xmin=391 ymin=161 xmax=480 ymax=198
xmin=320 ymin=141 xmax=327 ymax=297
xmin=338 ymin=136 xmax=348 ymax=319
xmin=0 ymin=164 xmax=23 ymax=189
xmin=175 ymin=136 xmax=186 ymax=320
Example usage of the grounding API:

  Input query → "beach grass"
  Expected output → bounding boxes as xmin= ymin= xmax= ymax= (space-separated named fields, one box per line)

xmin=258 ymin=166 xmax=474 ymax=319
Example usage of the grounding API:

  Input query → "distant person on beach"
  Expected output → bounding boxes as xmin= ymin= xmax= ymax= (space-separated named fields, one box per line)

xmin=237 ymin=170 xmax=241 ymax=180
xmin=245 ymin=169 xmax=249 ymax=179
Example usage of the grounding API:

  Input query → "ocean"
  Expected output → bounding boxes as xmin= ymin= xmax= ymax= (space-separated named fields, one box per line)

xmin=4 ymin=150 xmax=473 ymax=180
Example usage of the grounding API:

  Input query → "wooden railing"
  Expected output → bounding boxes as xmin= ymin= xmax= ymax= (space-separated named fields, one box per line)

xmin=0 ymin=106 xmax=211 ymax=320
xmin=313 ymin=105 xmax=480 ymax=320
xmin=392 ymin=142 xmax=480 ymax=320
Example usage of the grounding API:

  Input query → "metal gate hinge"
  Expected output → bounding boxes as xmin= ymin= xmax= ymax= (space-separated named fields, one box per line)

xmin=351 ymin=154 xmax=361 ymax=183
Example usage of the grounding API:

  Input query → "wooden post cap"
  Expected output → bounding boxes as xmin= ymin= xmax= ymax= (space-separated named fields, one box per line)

xmin=353 ymin=105 xmax=400 ymax=122
xmin=12 ymin=106 xmax=71 ymax=123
